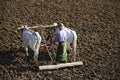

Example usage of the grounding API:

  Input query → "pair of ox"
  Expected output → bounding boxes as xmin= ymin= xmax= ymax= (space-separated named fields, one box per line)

xmin=18 ymin=24 xmax=77 ymax=62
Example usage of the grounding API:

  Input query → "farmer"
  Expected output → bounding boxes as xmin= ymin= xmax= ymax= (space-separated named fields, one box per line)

xmin=52 ymin=22 xmax=67 ymax=63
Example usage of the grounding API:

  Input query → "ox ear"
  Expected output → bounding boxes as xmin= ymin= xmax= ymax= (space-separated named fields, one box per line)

xmin=24 ymin=25 xmax=27 ymax=28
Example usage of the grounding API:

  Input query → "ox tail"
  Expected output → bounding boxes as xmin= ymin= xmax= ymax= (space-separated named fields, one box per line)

xmin=35 ymin=32 xmax=41 ymax=44
xmin=71 ymin=31 xmax=77 ymax=61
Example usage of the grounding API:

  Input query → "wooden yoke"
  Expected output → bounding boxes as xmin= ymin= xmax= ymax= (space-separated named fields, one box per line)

xmin=28 ymin=22 xmax=58 ymax=29
xmin=28 ymin=25 xmax=55 ymax=29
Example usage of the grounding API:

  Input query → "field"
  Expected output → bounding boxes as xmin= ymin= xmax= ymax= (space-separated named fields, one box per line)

xmin=0 ymin=0 xmax=120 ymax=80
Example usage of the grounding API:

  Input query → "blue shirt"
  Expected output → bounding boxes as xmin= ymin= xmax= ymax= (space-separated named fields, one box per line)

xmin=54 ymin=29 xmax=67 ymax=42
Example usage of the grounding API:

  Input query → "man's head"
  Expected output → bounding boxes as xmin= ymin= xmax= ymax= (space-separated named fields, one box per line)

xmin=57 ymin=22 xmax=65 ymax=30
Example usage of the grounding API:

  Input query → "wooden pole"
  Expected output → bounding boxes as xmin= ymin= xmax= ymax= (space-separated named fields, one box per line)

xmin=28 ymin=26 xmax=40 ymax=29
xmin=28 ymin=25 xmax=55 ymax=29
xmin=39 ymin=61 xmax=83 ymax=70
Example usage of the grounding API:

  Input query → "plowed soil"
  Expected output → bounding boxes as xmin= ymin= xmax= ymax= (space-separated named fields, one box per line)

xmin=0 ymin=0 xmax=120 ymax=80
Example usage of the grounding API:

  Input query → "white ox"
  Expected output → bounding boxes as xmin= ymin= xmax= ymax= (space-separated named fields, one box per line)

xmin=51 ymin=23 xmax=77 ymax=61
xmin=18 ymin=25 xmax=42 ymax=62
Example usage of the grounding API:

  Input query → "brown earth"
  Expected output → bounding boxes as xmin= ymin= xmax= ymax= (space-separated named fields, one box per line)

xmin=0 ymin=0 xmax=120 ymax=80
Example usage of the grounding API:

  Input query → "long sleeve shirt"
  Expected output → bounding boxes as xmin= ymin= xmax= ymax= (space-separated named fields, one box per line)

xmin=54 ymin=29 xmax=67 ymax=42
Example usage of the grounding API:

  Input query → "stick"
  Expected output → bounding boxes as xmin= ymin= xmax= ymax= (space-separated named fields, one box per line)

xmin=40 ymin=27 xmax=53 ymax=62
xmin=39 ymin=61 xmax=83 ymax=70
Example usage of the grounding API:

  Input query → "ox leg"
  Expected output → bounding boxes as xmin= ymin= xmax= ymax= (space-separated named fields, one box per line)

xmin=34 ymin=43 xmax=40 ymax=63
xmin=29 ymin=41 xmax=37 ymax=62
xmin=25 ymin=47 xmax=28 ymax=56
xmin=67 ymin=42 xmax=74 ymax=62
xmin=33 ymin=50 xmax=38 ymax=63
xmin=23 ymin=43 xmax=28 ymax=56
xmin=32 ymin=47 xmax=38 ymax=63
xmin=72 ymin=49 xmax=76 ymax=61
xmin=67 ymin=42 xmax=72 ymax=50
xmin=31 ymin=41 xmax=40 ymax=63
xmin=66 ymin=42 xmax=72 ymax=55
xmin=66 ymin=42 xmax=72 ymax=54
xmin=73 ymin=41 xmax=77 ymax=61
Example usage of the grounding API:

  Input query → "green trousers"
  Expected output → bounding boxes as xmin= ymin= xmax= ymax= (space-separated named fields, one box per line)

xmin=56 ymin=42 xmax=67 ymax=62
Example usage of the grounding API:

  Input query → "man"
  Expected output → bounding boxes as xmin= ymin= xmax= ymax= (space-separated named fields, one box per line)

xmin=52 ymin=22 xmax=67 ymax=63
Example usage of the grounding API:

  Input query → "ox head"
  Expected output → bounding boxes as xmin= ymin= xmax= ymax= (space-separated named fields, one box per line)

xmin=17 ymin=25 xmax=29 ymax=35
